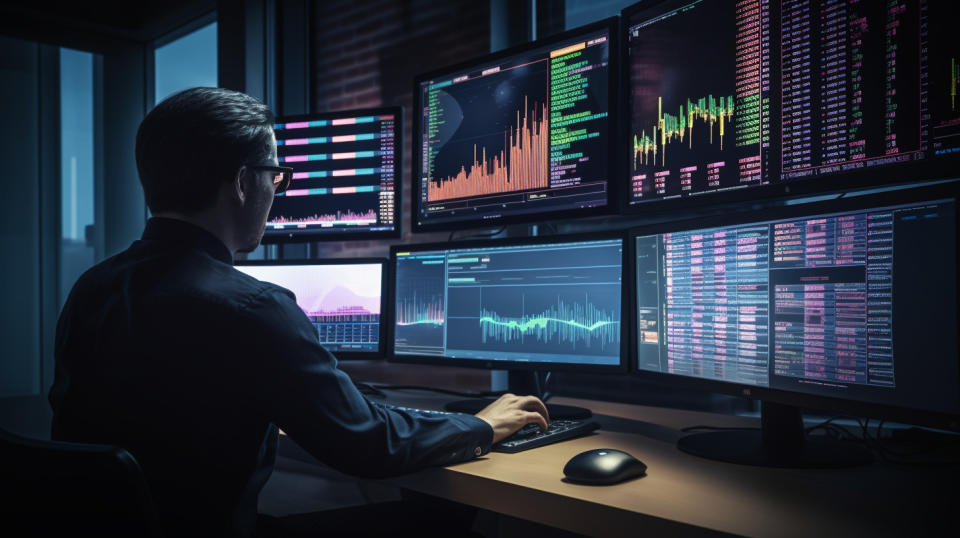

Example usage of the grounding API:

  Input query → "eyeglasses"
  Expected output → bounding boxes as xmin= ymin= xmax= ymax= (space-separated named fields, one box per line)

xmin=246 ymin=164 xmax=293 ymax=194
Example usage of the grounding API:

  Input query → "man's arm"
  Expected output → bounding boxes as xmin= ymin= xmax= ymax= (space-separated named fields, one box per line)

xmin=242 ymin=286 xmax=547 ymax=477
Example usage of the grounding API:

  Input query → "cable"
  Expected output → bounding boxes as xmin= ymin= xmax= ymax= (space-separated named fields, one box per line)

xmin=541 ymin=371 xmax=553 ymax=402
xmin=448 ymin=226 xmax=507 ymax=242
xmin=466 ymin=226 xmax=506 ymax=239
xmin=680 ymin=425 xmax=759 ymax=433
xmin=813 ymin=417 xmax=960 ymax=465
xmin=805 ymin=415 xmax=850 ymax=434
xmin=867 ymin=422 xmax=960 ymax=464
xmin=681 ymin=416 xmax=861 ymax=439
xmin=682 ymin=416 xmax=959 ymax=465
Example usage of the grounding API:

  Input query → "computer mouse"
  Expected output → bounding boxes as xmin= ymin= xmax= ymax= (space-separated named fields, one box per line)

xmin=563 ymin=448 xmax=647 ymax=485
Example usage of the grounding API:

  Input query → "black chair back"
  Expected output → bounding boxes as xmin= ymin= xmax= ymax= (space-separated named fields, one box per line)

xmin=0 ymin=427 xmax=163 ymax=537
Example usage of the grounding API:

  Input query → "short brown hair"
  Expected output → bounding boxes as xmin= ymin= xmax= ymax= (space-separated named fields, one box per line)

xmin=135 ymin=87 xmax=275 ymax=214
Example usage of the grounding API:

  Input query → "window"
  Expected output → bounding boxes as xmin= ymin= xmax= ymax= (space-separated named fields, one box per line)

xmin=154 ymin=21 xmax=218 ymax=104
xmin=59 ymin=47 xmax=96 ymax=307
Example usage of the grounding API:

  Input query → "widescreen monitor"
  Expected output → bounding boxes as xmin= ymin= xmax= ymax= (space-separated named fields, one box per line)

xmin=413 ymin=18 xmax=618 ymax=231
xmin=263 ymin=107 xmax=401 ymax=241
xmin=631 ymin=183 xmax=959 ymax=465
xmin=235 ymin=260 xmax=386 ymax=358
xmin=623 ymin=0 xmax=960 ymax=211
xmin=389 ymin=234 xmax=627 ymax=372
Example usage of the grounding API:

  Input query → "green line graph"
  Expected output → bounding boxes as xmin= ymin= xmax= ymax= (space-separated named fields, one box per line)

xmin=397 ymin=319 xmax=444 ymax=327
xmin=478 ymin=316 xmax=617 ymax=333
xmin=479 ymin=294 xmax=620 ymax=349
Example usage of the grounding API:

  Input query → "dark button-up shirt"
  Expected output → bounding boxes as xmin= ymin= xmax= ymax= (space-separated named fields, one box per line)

xmin=49 ymin=217 xmax=492 ymax=537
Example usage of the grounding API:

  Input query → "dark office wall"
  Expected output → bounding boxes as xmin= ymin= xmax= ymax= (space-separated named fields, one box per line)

xmin=0 ymin=36 xmax=43 ymax=397
xmin=311 ymin=1 xmax=489 ymax=112
xmin=306 ymin=0 xmax=491 ymax=257
xmin=0 ymin=36 xmax=59 ymax=402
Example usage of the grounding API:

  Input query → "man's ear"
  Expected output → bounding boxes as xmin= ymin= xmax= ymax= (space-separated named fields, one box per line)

xmin=232 ymin=166 xmax=248 ymax=205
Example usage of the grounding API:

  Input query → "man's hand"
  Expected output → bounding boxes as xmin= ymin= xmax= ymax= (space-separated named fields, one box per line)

xmin=474 ymin=393 xmax=550 ymax=444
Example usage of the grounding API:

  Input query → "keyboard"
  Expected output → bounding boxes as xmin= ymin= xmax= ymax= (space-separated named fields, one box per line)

xmin=383 ymin=404 xmax=599 ymax=453
xmin=494 ymin=419 xmax=600 ymax=453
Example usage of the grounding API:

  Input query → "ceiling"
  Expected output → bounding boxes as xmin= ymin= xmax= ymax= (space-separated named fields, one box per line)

xmin=0 ymin=0 xmax=218 ymax=50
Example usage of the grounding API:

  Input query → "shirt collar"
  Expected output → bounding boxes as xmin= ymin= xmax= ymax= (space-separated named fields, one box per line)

xmin=141 ymin=217 xmax=233 ymax=265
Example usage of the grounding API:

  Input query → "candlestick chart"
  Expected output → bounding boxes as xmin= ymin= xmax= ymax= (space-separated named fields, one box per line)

xmin=626 ymin=0 xmax=767 ymax=203
xmin=952 ymin=58 xmax=959 ymax=112
xmin=633 ymin=95 xmax=735 ymax=169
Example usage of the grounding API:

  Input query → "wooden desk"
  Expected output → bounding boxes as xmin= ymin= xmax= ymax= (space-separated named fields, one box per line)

xmin=372 ymin=394 xmax=956 ymax=538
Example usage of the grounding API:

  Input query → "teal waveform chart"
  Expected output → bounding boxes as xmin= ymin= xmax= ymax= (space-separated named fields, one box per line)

xmin=393 ymin=291 xmax=445 ymax=352
xmin=478 ymin=295 xmax=620 ymax=351
xmin=393 ymin=255 xmax=448 ymax=353
xmin=396 ymin=293 xmax=444 ymax=327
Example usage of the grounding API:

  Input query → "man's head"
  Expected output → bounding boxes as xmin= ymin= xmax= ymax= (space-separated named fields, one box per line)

xmin=136 ymin=87 xmax=286 ymax=253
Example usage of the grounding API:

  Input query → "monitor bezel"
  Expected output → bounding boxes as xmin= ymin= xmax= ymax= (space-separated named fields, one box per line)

xmin=411 ymin=17 xmax=622 ymax=233
xmin=262 ymin=106 xmax=403 ymax=243
xmin=387 ymin=231 xmax=631 ymax=373
xmin=619 ymin=0 xmax=960 ymax=218
xmin=234 ymin=257 xmax=389 ymax=360
xmin=626 ymin=182 xmax=960 ymax=431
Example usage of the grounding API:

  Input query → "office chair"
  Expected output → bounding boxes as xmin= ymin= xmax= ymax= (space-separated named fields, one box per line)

xmin=0 ymin=427 xmax=163 ymax=538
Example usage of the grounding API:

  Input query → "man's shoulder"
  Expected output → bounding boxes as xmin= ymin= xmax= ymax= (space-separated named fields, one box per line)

xmin=170 ymin=255 xmax=298 ymax=315
xmin=69 ymin=245 xmax=297 ymax=316
xmin=230 ymin=267 xmax=297 ymax=310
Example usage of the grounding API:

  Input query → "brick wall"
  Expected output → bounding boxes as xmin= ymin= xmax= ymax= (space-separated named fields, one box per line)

xmin=310 ymin=0 xmax=491 ymax=257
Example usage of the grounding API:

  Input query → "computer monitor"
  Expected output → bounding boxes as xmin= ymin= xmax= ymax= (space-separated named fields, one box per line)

xmin=235 ymin=259 xmax=386 ymax=358
xmin=390 ymin=234 xmax=626 ymax=369
xmin=389 ymin=234 xmax=627 ymax=415
xmin=263 ymin=107 xmax=401 ymax=242
xmin=412 ymin=18 xmax=618 ymax=231
xmin=622 ymin=0 xmax=960 ymax=211
xmin=631 ymin=183 xmax=959 ymax=466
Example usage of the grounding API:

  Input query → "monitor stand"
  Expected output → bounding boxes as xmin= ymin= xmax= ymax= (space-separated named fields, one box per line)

xmin=677 ymin=401 xmax=873 ymax=468
xmin=444 ymin=370 xmax=592 ymax=420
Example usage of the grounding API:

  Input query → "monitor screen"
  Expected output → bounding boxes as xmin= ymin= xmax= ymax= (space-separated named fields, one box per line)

xmin=633 ymin=194 xmax=959 ymax=418
xmin=392 ymin=236 xmax=625 ymax=368
xmin=264 ymin=107 xmax=400 ymax=241
xmin=235 ymin=261 xmax=384 ymax=356
xmin=625 ymin=0 xmax=960 ymax=208
xmin=413 ymin=19 xmax=616 ymax=231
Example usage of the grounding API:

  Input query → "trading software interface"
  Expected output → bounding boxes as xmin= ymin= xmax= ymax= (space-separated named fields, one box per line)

xmin=265 ymin=110 xmax=398 ymax=238
xmin=416 ymin=25 xmax=612 ymax=227
xmin=626 ymin=0 xmax=960 ymax=205
xmin=394 ymin=239 xmax=623 ymax=365
xmin=236 ymin=263 xmax=383 ymax=353
xmin=635 ymin=198 xmax=959 ymax=414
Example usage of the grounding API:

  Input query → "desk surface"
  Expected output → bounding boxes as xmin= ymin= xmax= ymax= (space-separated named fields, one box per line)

xmin=371 ymin=393 xmax=956 ymax=538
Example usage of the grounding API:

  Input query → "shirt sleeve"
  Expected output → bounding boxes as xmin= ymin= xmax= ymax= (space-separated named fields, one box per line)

xmin=239 ymin=285 xmax=493 ymax=478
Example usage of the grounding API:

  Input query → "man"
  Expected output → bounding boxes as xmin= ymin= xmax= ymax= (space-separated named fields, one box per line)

xmin=49 ymin=87 xmax=548 ymax=537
